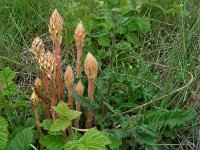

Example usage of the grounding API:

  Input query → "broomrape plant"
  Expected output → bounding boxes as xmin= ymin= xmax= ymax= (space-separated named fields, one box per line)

xmin=30 ymin=9 xmax=111 ymax=150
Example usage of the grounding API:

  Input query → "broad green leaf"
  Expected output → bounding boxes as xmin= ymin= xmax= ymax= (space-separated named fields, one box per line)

xmin=0 ymin=116 xmax=8 ymax=150
xmin=126 ymin=33 xmax=139 ymax=45
xmin=43 ymin=119 xmax=54 ymax=130
xmin=52 ymin=102 xmax=68 ymax=117
xmin=40 ymin=135 xmax=65 ymax=150
xmin=67 ymin=110 xmax=82 ymax=121
xmin=97 ymin=36 xmax=111 ymax=47
xmin=64 ymin=128 xmax=111 ymax=150
xmin=50 ymin=117 xmax=71 ymax=132
xmin=5 ymin=127 xmax=33 ymax=150
xmin=137 ymin=18 xmax=150 ymax=35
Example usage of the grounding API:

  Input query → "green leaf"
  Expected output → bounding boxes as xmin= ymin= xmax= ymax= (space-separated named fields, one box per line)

xmin=50 ymin=117 xmax=71 ymax=132
xmin=0 ymin=67 xmax=16 ymax=82
xmin=52 ymin=102 xmax=68 ymax=117
xmin=5 ymin=127 xmax=33 ymax=150
xmin=67 ymin=110 xmax=82 ymax=121
xmin=3 ymin=83 xmax=17 ymax=96
xmin=97 ymin=36 xmax=111 ymax=47
xmin=43 ymin=119 xmax=54 ymax=131
xmin=0 ymin=116 xmax=9 ymax=150
xmin=64 ymin=128 xmax=111 ymax=150
xmin=40 ymin=135 xmax=65 ymax=150
xmin=137 ymin=18 xmax=150 ymax=35
xmin=126 ymin=33 xmax=139 ymax=45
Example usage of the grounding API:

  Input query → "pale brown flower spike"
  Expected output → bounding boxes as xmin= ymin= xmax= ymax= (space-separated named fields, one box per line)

xmin=64 ymin=65 xmax=74 ymax=109
xmin=31 ymin=90 xmax=43 ymax=136
xmin=49 ymin=9 xmax=65 ymax=101
xmin=75 ymin=80 xmax=84 ymax=128
xmin=84 ymin=52 xmax=98 ymax=128
xmin=74 ymin=22 xmax=86 ymax=77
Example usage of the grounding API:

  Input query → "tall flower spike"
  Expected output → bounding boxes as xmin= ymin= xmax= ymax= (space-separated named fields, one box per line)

xmin=31 ymin=36 xmax=45 ymax=61
xmin=74 ymin=22 xmax=86 ymax=49
xmin=49 ymin=9 xmax=63 ymax=42
xmin=84 ymin=52 xmax=98 ymax=79
xmin=64 ymin=65 xmax=74 ymax=87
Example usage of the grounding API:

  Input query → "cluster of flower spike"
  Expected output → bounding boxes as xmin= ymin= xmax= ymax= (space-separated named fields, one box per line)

xmin=31 ymin=9 xmax=99 ymax=130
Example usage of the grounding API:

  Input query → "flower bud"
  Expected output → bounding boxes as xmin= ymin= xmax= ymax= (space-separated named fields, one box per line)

xmin=75 ymin=80 xmax=84 ymax=95
xmin=74 ymin=21 xmax=86 ymax=48
xmin=64 ymin=65 xmax=74 ymax=87
xmin=84 ymin=52 xmax=98 ymax=79
xmin=34 ymin=77 xmax=42 ymax=89
xmin=49 ymin=9 xmax=63 ymax=42
xmin=31 ymin=90 xmax=40 ymax=107
xmin=32 ymin=36 xmax=45 ymax=61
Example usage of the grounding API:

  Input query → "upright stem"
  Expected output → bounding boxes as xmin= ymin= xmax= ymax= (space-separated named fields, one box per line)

xmin=75 ymin=102 xmax=81 ymax=128
xmin=86 ymin=78 xmax=94 ymax=128
xmin=54 ymin=40 xmax=64 ymax=101
xmin=50 ymin=76 xmax=57 ymax=119
xmin=67 ymin=86 xmax=73 ymax=109
xmin=76 ymin=46 xmax=82 ymax=77
xmin=34 ymin=107 xmax=43 ymax=136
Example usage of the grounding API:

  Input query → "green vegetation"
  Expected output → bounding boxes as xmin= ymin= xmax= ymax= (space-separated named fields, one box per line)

xmin=0 ymin=0 xmax=200 ymax=149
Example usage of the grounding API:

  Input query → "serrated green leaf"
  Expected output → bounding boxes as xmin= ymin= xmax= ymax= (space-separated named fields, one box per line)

xmin=137 ymin=18 xmax=150 ymax=35
xmin=97 ymin=36 xmax=111 ymax=47
xmin=52 ymin=102 xmax=68 ymax=117
xmin=40 ymin=135 xmax=65 ymax=150
xmin=126 ymin=33 xmax=139 ymax=45
xmin=5 ymin=127 xmax=33 ymax=150
xmin=66 ymin=110 xmax=81 ymax=121
xmin=0 ymin=116 xmax=8 ymax=149
xmin=43 ymin=119 xmax=54 ymax=130
xmin=50 ymin=117 xmax=71 ymax=132
xmin=64 ymin=128 xmax=111 ymax=150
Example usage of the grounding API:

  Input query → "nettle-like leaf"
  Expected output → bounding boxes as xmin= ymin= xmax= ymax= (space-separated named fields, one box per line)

xmin=0 ymin=116 xmax=9 ymax=149
xmin=136 ymin=18 xmax=150 ymax=35
xmin=50 ymin=117 xmax=71 ymax=132
xmin=49 ymin=102 xmax=81 ymax=132
xmin=5 ymin=127 xmax=33 ymax=150
xmin=64 ymin=128 xmax=111 ymax=150
xmin=52 ymin=102 xmax=69 ymax=117
xmin=40 ymin=135 xmax=65 ymax=150
xmin=0 ymin=67 xmax=17 ymax=96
